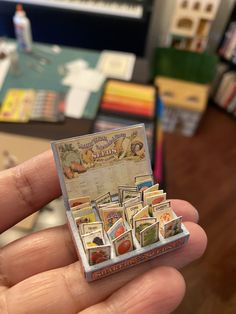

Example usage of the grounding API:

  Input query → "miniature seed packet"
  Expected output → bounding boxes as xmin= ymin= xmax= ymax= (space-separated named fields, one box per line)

xmin=88 ymin=245 xmax=111 ymax=266
xmin=151 ymin=200 xmax=171 ymax=215
xmin=145 ymin=193 xmax=166 ymax=206
xmin=107 ymin=218 xmax=126 ymax=240
xmin=140 ymin=221 xmax=159 ymax=247
xmin=163 ymin=216 xmax=183 ymax=239
xmin=153 ymin=207 xmax=174 ymax=226
xmin=132 ymin=205 xmax=150 ymax=227
xmin=135 ymin=179 xmax=154 ymax=192
xmin=143 ymin=190 xmax=163 ymax=204
xmin=125 ymin=202 xmax=143 ymax=226
xmin=134 ymin=217 xmax=156 ymax=242
xmin=98 ymin=201 xmax=120 ymax=209
xmin=135 ymin=174 xmax=154 ymax=183
xmin=122 ymin=190 xmax=141 ymax=202
xmin=113 ymin=229 xmax=134 ymax=256
xmin=74 ymin=208 xmax=96 ymax=227
xmin=71 ymin=202 xmax=91 ymax=211
xmin=123 ymin=195 xmax=141 ymax=208
xmin=95 ymin=192 xmax=112 ymax=206
xmin=69 ymin=196 xmax=91 ymax=208
xmin=143 ymin=183 xmax=159 ymax=197
xmin=102 ymin=207 xmax=125 ymax=231
xmin=118 ymin=185 xmax=137 ymax=203
xmin=80 ymin=221 xmax=103 ymax=236
xmin=82 ymin=230 xmax=105 ymax=249
xmin=72 ymin=206 xmax=93 ymax=218
xmin=97 ymin=202 xmax=120 ymax=219
xmin=144 ymin=190 xmax=163 ymax=198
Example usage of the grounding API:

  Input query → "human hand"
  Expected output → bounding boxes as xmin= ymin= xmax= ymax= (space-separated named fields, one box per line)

xmin=0 ymin=151 xmax=207 ymax=314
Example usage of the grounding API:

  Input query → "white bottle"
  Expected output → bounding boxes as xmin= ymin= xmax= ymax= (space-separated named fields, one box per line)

xmin=13 ymin=4 xmax=33 ymax=52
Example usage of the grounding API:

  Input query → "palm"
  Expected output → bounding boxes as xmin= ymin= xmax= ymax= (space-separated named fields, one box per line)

xmin=0 ymin=151 xmax=207 ymax=314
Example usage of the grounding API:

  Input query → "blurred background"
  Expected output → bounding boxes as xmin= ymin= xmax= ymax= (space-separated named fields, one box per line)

xmin=0 ymin=0 xmax=236 ymax=313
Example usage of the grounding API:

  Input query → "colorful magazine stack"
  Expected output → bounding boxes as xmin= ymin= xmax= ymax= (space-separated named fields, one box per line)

xmin=93 ymin=80 xmax=163 ymax=183
xmin=0 ymin=88 xmax=65 ymax=123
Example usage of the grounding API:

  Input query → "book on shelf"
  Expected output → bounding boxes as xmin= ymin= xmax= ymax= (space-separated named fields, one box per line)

xmin=219 ymin=22 xmax=236 ymax=64
xmin=214 ymin=72 xmax=236 ymax=105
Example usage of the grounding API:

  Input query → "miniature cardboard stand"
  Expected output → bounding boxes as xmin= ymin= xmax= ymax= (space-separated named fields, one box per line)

xmin=170 ymin=0 xmax=220 ymax=52
xmin=52 ymin=124 xmax=189 ymax=282
xmin=156 ymin=76 xmax=209 ymax=136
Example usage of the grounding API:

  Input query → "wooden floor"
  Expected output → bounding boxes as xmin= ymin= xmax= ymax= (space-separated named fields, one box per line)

xmin=165 ymin=106 xmax=236 ymax=314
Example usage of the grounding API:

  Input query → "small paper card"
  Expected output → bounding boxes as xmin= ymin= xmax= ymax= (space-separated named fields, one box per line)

xmin=82 ymin=230 xmax=105 ymax=248
xmin=123 ymin=195 xmax=142 ymax=208
xmin=112 ymin=229 xmax=134 ymax=256
xmin=145 ymin=193 xmax=166 ymax=206
xmin=134 ymin=217 xmax=156 ymax=242
xmin=125 ymin=202 xmax=143 ymax=226
xmin=71 ymin=202 xmax=91 ymax=211
xmin=107 ymin=218 xmax=126 ymax=240
xmin=140 ymin=221 xmax=159 ymax=247
xmin=96 ymin=50 xmax=136 ymax=81
xmin=132 ymin=205 xmax=150 ymax=227
xmin=95 ymin=192 xmax=112 ymax=207
xmin=101 ymin=207 xmax=125 ymax=231
xmin=88 ymin=245 xmax=111 ymax=266
xmin=153 ymin=208 xmax=174 ymax=226
xmin=62 ymin=68 xmax=105 ymax=92
xmin=163 ymin=217 xmax=183 ymax=239
xmin=118 ymin=185 xmax=137 ymax=203
xmin=151 ymin=200 xmax=171 ymax=215
xmin=80 ymin=221 xmax=103 ymax=236
xmin=122 ymin=190 xmax=141 ymax=203
xmin=74 ymin=208 xmax=96 ymax=227
xmin=97 ymin=202 xmax=120 ymax=219
xmin=69 ymin=196 xmax=91 ymax=208
xmin=135 ymin=174 xmax=154 ymax=183
xmin=135 ymin=179 xmax=154 ymax=192
xmin=143 ymin=183 xmax=159 ymax=196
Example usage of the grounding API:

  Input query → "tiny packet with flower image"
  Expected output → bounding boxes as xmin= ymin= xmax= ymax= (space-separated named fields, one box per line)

xmin=101 ymin=207 xmax=125 ymax=231
xmin=163 ymin=216 xmax=183 ymax=239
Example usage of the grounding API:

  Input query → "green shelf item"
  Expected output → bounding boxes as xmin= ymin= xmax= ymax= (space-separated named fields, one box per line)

xmin=152 ymin=47 xmax=218 ymax=84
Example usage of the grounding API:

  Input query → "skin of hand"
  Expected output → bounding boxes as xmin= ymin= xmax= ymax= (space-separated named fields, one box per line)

xmin=0 ymin=151 xmax=207 ymax=314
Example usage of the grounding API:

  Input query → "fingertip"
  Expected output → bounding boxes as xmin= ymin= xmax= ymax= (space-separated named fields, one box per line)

xmin=183 ymin=221 xmax=208 ymax=261
xmin=171 ymin=199 xmax=199 ymax=223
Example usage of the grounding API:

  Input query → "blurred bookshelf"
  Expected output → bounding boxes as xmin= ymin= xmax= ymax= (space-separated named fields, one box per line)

xmin=211 ymin=3 xmax=236 ymax=118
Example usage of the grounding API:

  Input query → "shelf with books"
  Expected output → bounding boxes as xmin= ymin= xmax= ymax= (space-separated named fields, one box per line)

xmin=210 ymin=67 xmax=236 ymax=117
xmin=219 ymin=56 xmax=236 ymax=68
xmin=213 ymin=4 xmax=236 ymax=118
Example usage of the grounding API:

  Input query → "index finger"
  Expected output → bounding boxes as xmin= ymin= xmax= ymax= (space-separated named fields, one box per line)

xmin=0 ymin=150 xmax=61 ymax=233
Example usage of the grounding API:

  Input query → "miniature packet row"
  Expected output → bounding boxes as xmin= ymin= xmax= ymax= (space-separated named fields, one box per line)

xmin=52 ymin=124 xmax=189 ymax=282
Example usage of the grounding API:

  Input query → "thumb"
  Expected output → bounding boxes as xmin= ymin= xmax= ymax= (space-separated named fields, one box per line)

xmin=80 ymin=266 xmax=186 ymax=314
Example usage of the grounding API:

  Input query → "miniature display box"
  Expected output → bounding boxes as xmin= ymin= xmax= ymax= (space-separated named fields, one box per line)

xmin=52 ymin=124 xmax=189 ymax=282
xmin=170 ymin=0 xmax=220 ymax=52
xmin=156 ymin=76 xmax=209 ymax=136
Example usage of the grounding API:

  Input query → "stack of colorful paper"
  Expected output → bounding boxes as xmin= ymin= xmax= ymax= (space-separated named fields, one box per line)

xmin=100 ymin=80 xmax=156 ymax=119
